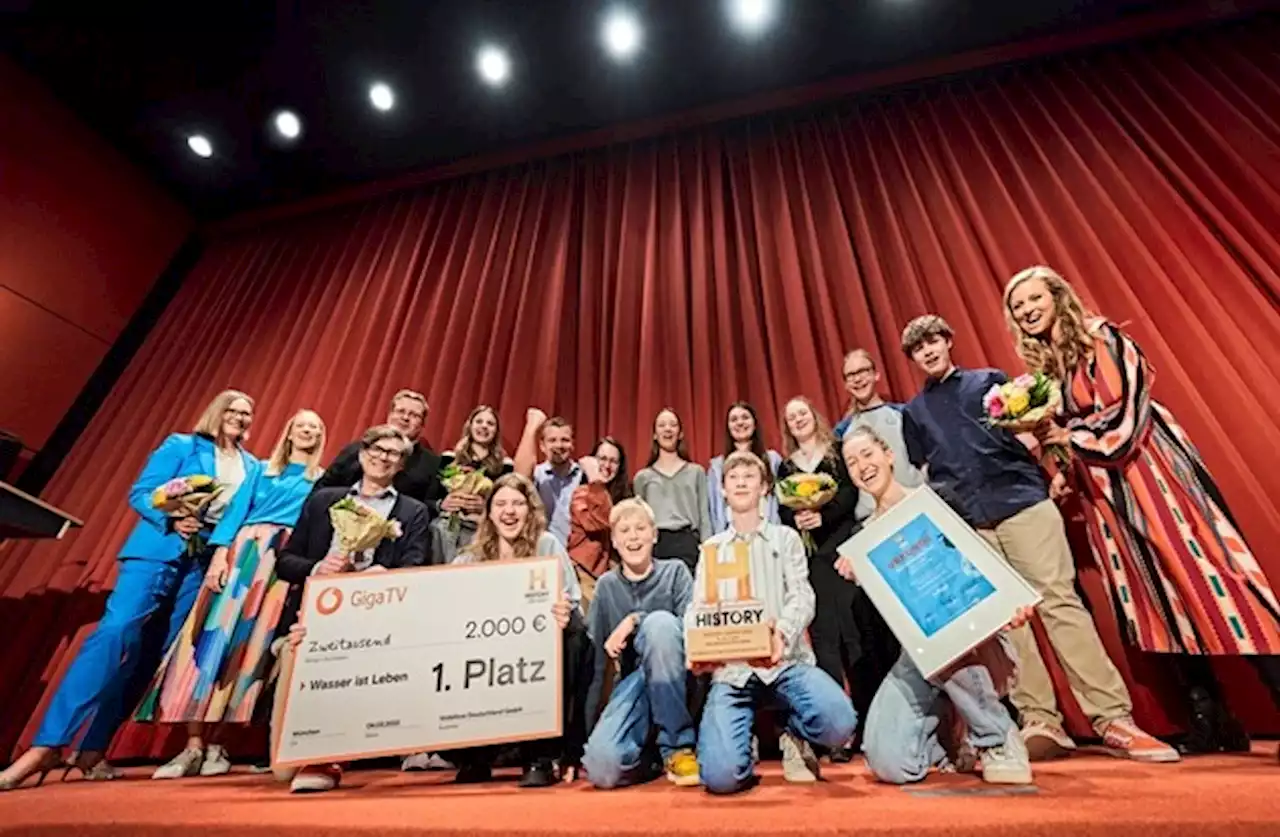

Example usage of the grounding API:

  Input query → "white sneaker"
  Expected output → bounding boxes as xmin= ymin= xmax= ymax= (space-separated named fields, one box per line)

xmin=402 ymin=752 xmax=453 ymax=771
xmin=152 ymin=747 xmax=203 ymax=780
xmin=981 ymin=728 xmax=1033 ymax=785
xmin=289 ymin=765 xmax=341 ymax=793
xmin=199 ymin=744 xmax=231 ymax=776
xmin=780 ymin=732 xmax=820 ymax=783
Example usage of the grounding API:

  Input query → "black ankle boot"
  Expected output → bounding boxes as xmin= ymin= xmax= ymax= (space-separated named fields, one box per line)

xmin=1215 ymin=702 xmax=1251 ymax=753
xmin=1179 ymin=687 xmax=1220 ymax=754
xmin=518 ymin=758 xmax=558 ymax=788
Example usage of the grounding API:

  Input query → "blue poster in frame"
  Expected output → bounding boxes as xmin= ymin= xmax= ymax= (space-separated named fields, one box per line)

xmin=866 ymin=512 xmax=997 ymax=638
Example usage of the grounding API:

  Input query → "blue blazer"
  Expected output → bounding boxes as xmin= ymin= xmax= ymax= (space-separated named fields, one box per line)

xmin=117 ymin=433 xmax=262 ymax=563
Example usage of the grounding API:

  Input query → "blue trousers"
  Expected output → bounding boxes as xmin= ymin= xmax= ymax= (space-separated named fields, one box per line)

xmin=697 ymin=663 xmax=857 ymax=795
xmin=34 ymin=555 xmax=204 ymax=751
xmin=582 ymin=612 xmax=695 ymax=789
xmin=862 ymin=651 xmax=1014 ymax=785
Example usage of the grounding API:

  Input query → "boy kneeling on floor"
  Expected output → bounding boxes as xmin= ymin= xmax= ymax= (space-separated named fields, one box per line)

xmin=689 ymin=451 xmax=857 ymax=794
xmin=581 ymin=497 xmax=700 ymax=788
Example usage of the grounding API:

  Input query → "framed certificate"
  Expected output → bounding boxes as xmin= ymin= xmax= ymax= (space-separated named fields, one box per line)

xmin=837 ymin=486 xmax=1040 ymax=680
xmin=273 ymin=557 xmax=562 ymax=768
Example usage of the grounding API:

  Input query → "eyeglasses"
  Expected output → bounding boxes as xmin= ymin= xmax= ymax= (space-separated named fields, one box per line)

xmin=843 ymin=367 xmax=876 ymax=382
xmin=224 ymin=408 xmax=253 ymax=419
xmin=390 ymin=407 xmax=425 ymax=421
xmin=365 ymin=444 xmax=404 ymax=462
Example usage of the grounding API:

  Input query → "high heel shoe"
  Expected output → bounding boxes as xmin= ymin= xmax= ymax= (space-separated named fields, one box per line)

xmin=0 ymin=750 xmax=68 ymax=791
xmin=63 ymin=751 xmax=122 ymax=782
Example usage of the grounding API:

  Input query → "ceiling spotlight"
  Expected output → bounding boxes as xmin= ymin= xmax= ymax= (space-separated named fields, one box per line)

xmin=186 ymin=134 xmax=213 ymax=158
xmin=273 ymin=109 xmax=302 ymax=140
xmin=727 ymin=0 xmax=777 ymax=35
xmin=476 ymin=45 xmax=511 ymax=86
xmin=602 ymin=7 xmax=642 ymax=60
xmin=369 ymin=82 xmax=395 ymax=112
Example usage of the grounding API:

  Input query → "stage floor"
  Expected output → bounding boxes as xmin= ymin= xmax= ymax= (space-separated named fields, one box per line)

xmin=1 ymin=746 xmax=1277 ymax=837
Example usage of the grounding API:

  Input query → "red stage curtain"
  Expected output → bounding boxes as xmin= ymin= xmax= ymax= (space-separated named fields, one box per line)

xmin=4 ymin=20 xmax=1280 ymax=760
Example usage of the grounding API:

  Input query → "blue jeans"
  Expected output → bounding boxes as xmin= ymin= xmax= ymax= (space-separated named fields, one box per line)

xmin=697 ymin=663 xmax=857 ymax=794
xmin=582 ymin=612 xmax=694 ymax=789
xmin=863 ymin=651 xmax=1014 ymax=784
xmin=34 ymin=556 xmax=204 ymax=751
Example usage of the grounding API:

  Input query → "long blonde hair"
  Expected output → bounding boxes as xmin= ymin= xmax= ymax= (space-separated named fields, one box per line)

xmin=1003 ymin=266 xmax=1097 ymax=380
xmin=781 ymin=396 xmax=837 ymax=464
xmin=193 ymin=389 xmax=254 ymax=443
xmin=466 ymin=473 xmax=548 ymax=562
xmin=452 ymin=405 xmax=508 ymax=476
xmin=266 ymin=409 xmax=327 ymax=480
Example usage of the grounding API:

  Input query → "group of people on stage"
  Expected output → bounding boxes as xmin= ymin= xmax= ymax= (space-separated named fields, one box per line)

xmin=3 ymin=265 xmax=1278 ymax=796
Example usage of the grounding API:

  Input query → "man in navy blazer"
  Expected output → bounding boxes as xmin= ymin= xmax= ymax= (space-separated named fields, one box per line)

xmin=269 ymin=424 xmax=429 ymax=793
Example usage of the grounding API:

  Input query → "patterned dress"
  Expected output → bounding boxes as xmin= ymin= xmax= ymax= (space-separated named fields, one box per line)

xmin=135 ymin=462 xmax=315 ymax=723
xmin=1063 ymin=321 xmax=1280 ymax=655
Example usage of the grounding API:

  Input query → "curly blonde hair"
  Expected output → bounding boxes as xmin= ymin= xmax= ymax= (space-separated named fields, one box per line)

xmin=1003 ymin=265 xmax=1097 ymax=380
xmin=466 ymin=473 xmax=548 ymax=562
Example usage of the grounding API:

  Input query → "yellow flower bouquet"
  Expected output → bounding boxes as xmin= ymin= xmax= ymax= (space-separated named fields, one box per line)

xmin=775 ymin=472 xmax=838 ymax=553
xmin=983 ymin=371 xmax=1068 ymax=463
xmin=152 ymin=475 xmax=224 ymax=556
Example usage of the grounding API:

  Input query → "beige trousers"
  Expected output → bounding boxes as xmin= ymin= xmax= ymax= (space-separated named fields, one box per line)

xmin=269 ymin=638 xmax=299 ymax=783
xmin=979 ymin=499 xmax=1131 ymax=733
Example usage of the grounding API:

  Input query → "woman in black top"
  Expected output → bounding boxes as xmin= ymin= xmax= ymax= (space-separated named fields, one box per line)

xmin=777 ymin=396 xmax=893 ymax=758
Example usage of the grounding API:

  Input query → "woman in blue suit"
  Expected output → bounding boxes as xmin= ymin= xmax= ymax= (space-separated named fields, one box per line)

xmin=0 ymin=389 xmax=261 ymax=790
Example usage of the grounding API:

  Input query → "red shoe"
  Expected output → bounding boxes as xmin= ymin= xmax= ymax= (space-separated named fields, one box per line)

xmin=289 ymin=764 xmax=343 ymax=793
xmin=1102 ymin=718 xmax=1180 ymax=763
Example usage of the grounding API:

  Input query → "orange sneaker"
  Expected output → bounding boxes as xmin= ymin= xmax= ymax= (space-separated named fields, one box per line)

xmin=1101 ymin=718 xmax=1180 ymax=763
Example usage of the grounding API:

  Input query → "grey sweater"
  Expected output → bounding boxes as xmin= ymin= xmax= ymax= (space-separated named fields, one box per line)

xmin=633 ymin=462 xmax=712 ymax=541
xmin=584 ymin=559 xmax=694 ymax=725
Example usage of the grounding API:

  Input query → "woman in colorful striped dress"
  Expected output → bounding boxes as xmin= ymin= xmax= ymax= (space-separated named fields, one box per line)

xmin=1003 ymin=266 xmax=1280 ymax=753
xmin=137 ymin=409 xmax=327 ymax=778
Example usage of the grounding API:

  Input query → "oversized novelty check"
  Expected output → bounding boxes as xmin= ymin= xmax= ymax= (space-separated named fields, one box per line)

xmin=273 ymin=558 xmax=562 ymax=767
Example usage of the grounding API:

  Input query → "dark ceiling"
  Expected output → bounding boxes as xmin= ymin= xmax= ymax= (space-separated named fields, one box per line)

xmin=0 ymin=1 xmax=1238 ymax=219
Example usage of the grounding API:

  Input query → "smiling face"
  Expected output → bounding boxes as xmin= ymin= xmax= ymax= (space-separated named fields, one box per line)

xmin=842 ymin=433 xmax=894 ymax=501
xmin=387 ymin=396 xmax=426 ymax=440
xmin=489 ymin=485 xmax=530 ymax=542
xmin=611 ymin=511 xmax=656 ymax=572
xmin=1007 ymin=276 xmax=1057 ymax=338
xmin=910 ymin=334 xmax=954 ymax=379
xmin=221 ymin=397 xmax=254 ymax=442
xmin=595 ymin=440 xmax=621 ymax=483
xmin=654 ymin=410 xmax=682 ymax=452
xmin=359 ymin=435 xmax=406 ymax=483
xmin=727 ymin=406 xmax=756 ymax=445
xmin=723 ymin=461 xmax=765 ymax=514
xmin=289 ymin=411 xmax=323 ymax=453
xmin=469 ymin=408 xmax=498 ymax=446
xmin=784 ymin=399 xmax=816 ymax=443
xmin=540 ymin=424 xmax=574 ymax=466
xmin=843 ymin=352 xmax=879 ymax=405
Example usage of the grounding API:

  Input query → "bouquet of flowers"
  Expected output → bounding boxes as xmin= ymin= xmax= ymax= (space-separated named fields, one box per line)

xmin=439 ymin=462 xmax=495 ymax=532
xmin=329 ymin=497 xmax=403 ymax=559
xmin=775 ymin=472 xmax=839 ymax=553
xmin=152 ymin=475 xmax=224 ymax=556
xmin=983 ymin=372 xmax=1069 ymax=464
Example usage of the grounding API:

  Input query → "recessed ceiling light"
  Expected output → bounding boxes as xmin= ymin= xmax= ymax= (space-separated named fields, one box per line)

xmin=727 ymin=0 xmax=777 ymax=36
xmin=273 ymin=109 xmax=302 ymax=140
xmin=369 ymin=82 xmax=395 ymax=112
xmin=477 ymin=45 xmax=511 ymax=86
xmin=187 ymin=134 xmax=213 ymax=158
xmin=602 ymin=8 xmax=642 ymax=61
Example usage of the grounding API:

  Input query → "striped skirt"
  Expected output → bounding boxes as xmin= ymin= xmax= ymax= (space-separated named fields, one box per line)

xmin=135 ymin=522 xmax=292 ymax=724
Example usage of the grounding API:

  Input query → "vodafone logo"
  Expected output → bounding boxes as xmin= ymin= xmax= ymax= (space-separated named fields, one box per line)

xmin=315 ymin=587 xmax=344 ymax=616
